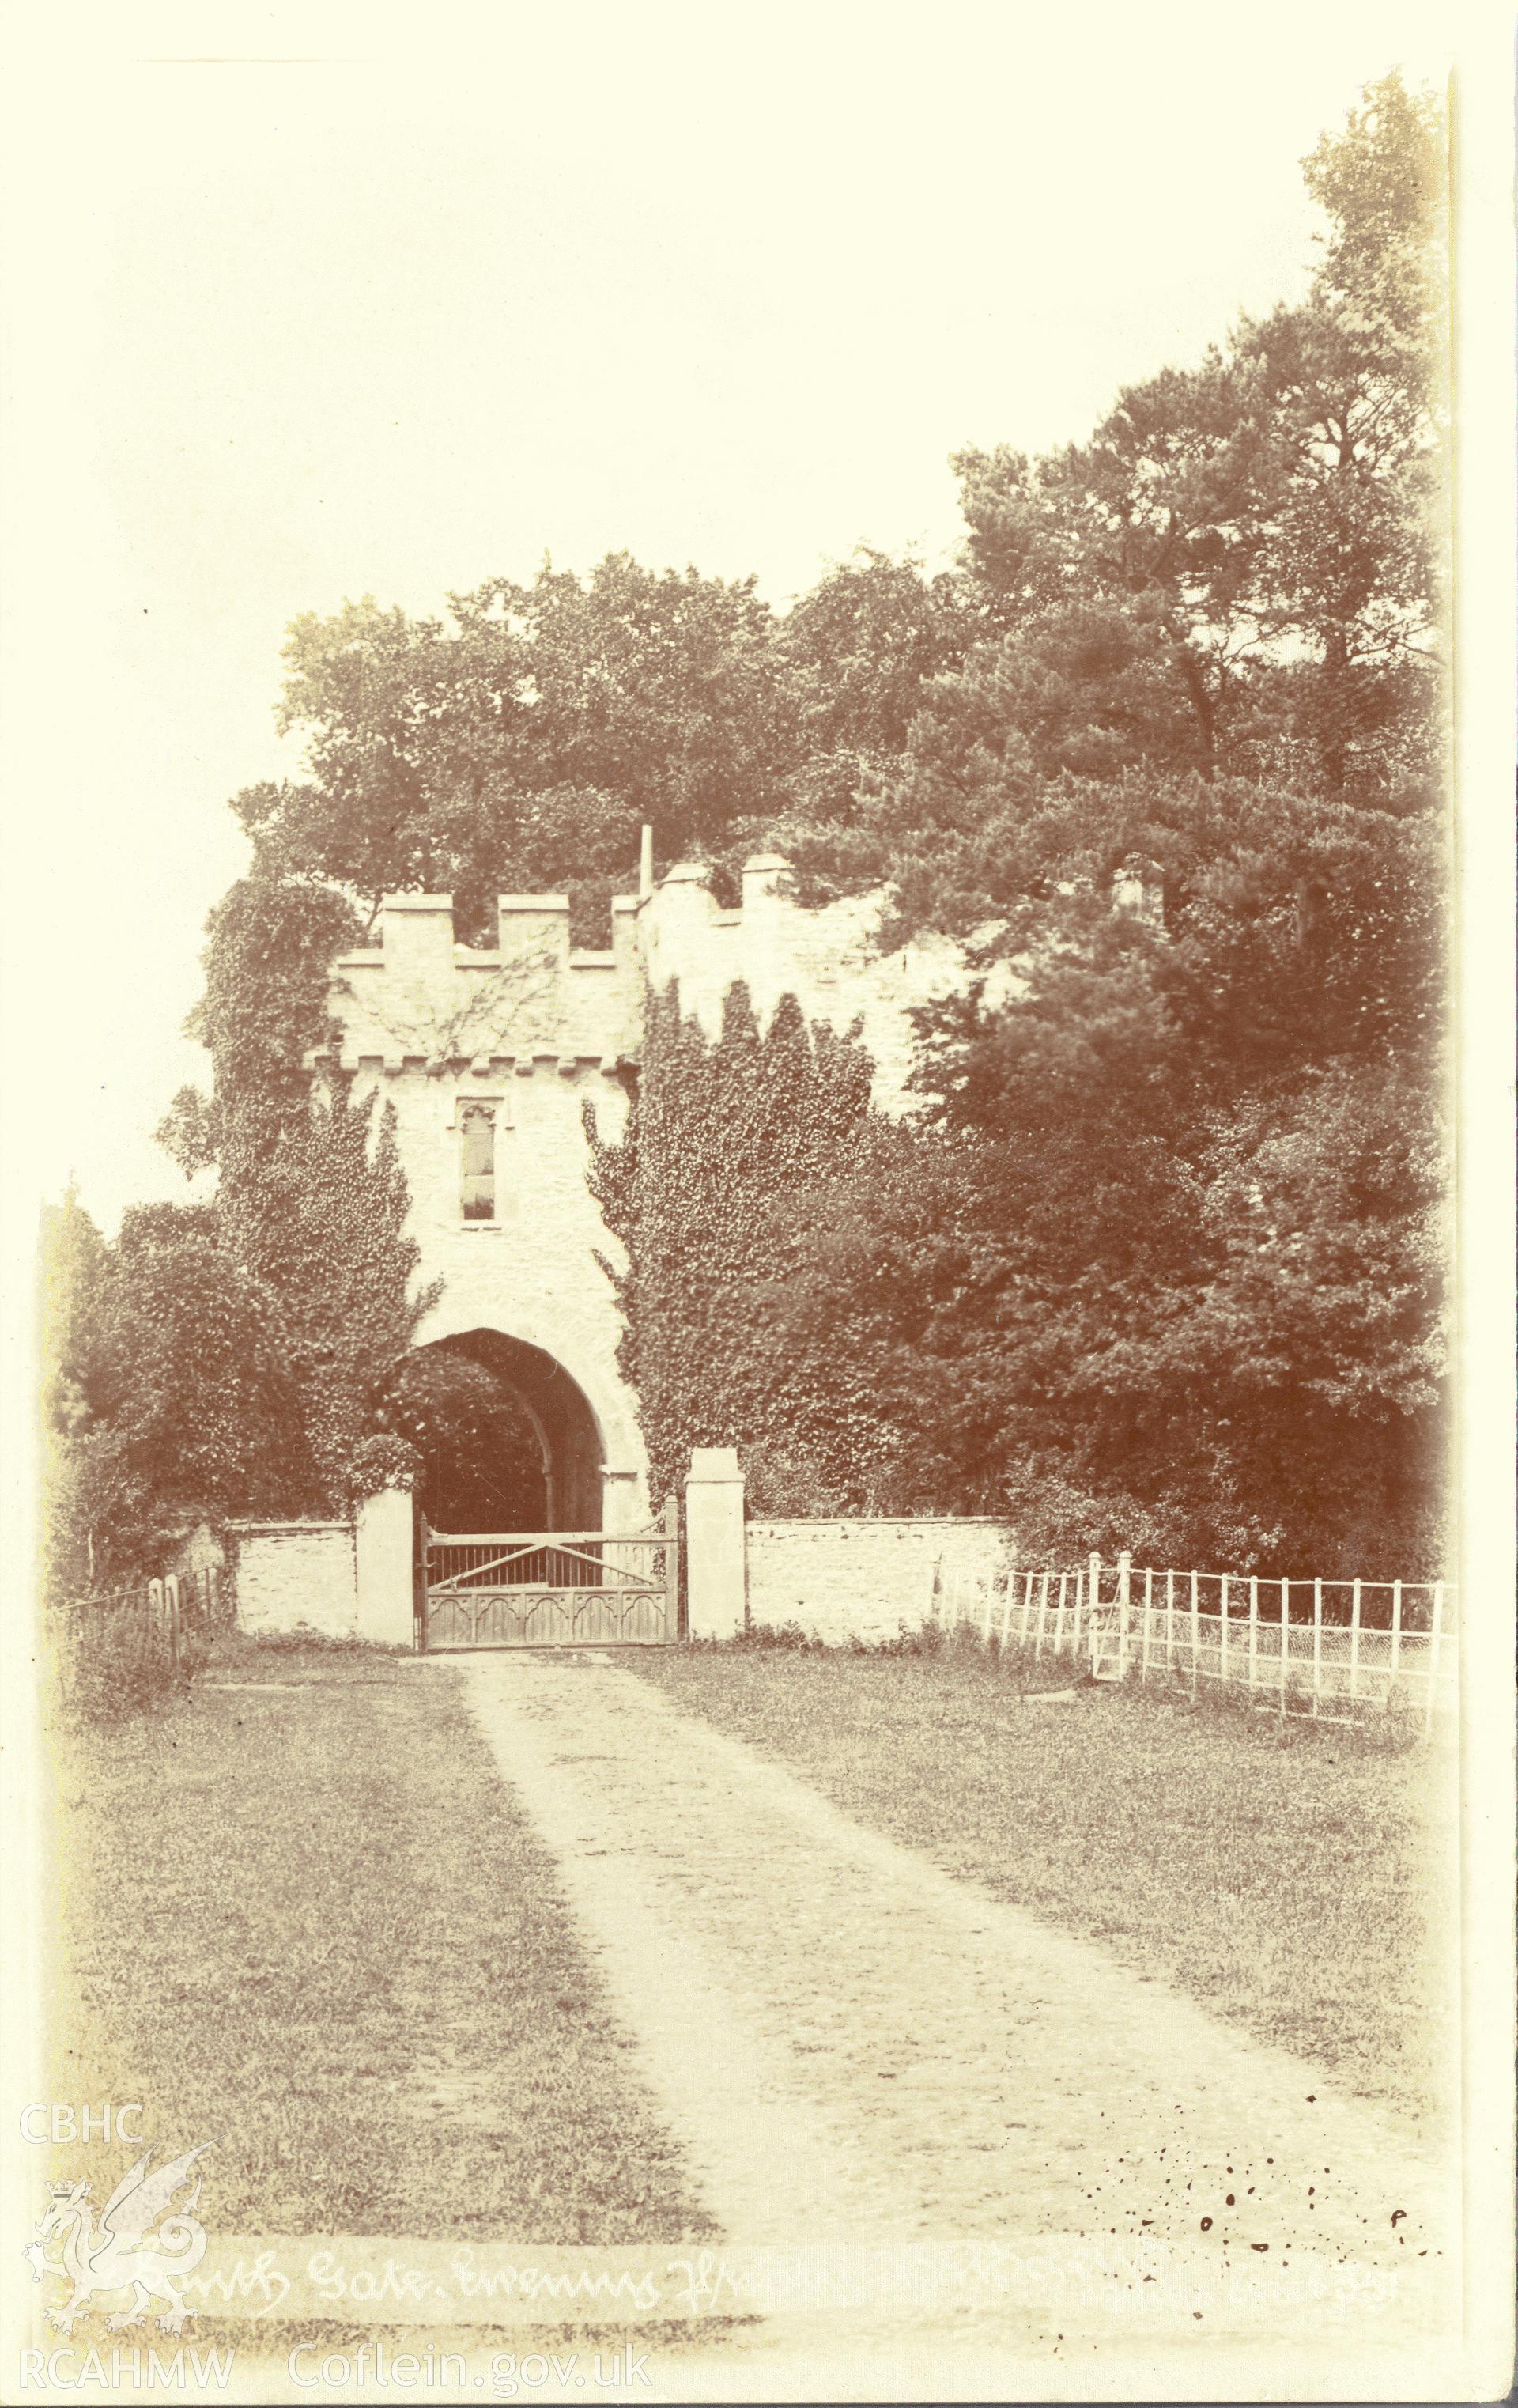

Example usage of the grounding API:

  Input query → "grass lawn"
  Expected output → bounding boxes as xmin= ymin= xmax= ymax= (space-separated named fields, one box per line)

xmin=47 ymin=1634 xmax=716 ymax=2248
xmin=625 ymin=1639 xmax=1457 ymax=2123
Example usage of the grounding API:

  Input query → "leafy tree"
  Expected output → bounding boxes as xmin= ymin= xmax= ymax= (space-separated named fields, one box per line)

xmin=945 ymin=71 xmax=1444 ymax=811
xmin=765 ymin=548 xmax=976 ymax=834
xmin=740 ymin=74 xmax=1448 ymax=1569
xmin=1244 ymin=72 xmax=1447 ymax=810
xmin=224 ymin=1074 xmax=437 ymax=1508
xmin=761 ymin=1011 xmax=1445 ymax=1570
xmin=770 ymin=738 xmax=1446 ymax=1569
xmin=782 ymin=548 xmax=972 ymax=757
xmin=43 ymin=1203 xmax=307 ymax=1586
xmin=224 ymin=546 xmax=975 ymax=943
xmin=160 ymin=875 xmax=364 ymax=1171
xmin=158 ymin=878 xmax=439 ymax=1514
xmin=237 ymin=558 xmax=805 ymax=939
xmin=953 ymin=351 xmax=1275 ymax=782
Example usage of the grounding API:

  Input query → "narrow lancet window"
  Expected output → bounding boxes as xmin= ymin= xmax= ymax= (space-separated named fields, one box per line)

xmin=459 ymin=1101 xmax=497 ymax=1222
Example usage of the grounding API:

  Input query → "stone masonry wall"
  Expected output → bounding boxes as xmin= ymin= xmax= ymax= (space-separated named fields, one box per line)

xmin=745 ymin=1518 xmax=1018 ymax=1646
xmin=312 ymin=890 xmax=648 ymax=1522
xmin=640 ymin=856 xmax=971 ymax=1117
xmin=230 ymin=1522 xmax=357 ymax=1637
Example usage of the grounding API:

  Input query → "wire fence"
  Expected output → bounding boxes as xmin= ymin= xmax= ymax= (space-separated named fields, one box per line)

xmin=928 ymin=1551 xmax=1456 ymax=1733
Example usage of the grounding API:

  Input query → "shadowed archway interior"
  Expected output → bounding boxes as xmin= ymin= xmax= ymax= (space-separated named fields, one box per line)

xmin=391 ymin=1330 xmax=605 ymax=1533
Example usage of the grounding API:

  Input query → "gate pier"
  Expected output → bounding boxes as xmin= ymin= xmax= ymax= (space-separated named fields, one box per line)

xmin=685 ymin=1448 xmax=746 ymax=1641
xmin=356 ymin=1484 xmax=416 ymax=1648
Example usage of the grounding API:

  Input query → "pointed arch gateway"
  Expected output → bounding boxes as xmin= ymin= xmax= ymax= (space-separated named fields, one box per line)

xmin=404 ymin=1329 xmax=603 ymax=1534
xmin=407 ymin=1330 xmax=678 ymax=1649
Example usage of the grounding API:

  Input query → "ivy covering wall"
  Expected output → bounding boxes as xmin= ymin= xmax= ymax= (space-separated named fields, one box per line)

xmin=589 ymin=980 xmax=930 ymax=1514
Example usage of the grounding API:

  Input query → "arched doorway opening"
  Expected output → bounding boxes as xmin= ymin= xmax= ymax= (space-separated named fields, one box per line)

xmin=383 ymin=1330 xmax=605 ymax=1533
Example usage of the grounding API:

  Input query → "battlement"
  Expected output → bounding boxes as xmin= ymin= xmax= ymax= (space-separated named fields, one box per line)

xmin=335 ymin=890 xmax=644 ymax=973
xmin=323 ymin=888 xmax=644 ymax=1071
xmin=316 ymin=853 xmax=972 ymax=1113
xmin=638 ymin=854 xmax=969 ymax=1114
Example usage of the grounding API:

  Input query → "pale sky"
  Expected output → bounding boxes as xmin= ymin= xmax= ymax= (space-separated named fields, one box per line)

xmin=0 ymin=2 xmax=1470 ymax=1234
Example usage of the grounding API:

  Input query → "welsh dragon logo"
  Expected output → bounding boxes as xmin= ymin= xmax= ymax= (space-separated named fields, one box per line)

xmin=25 ymin=2146 xmax=209 ymax=2334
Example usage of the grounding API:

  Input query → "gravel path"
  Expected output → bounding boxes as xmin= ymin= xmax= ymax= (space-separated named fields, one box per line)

xmin=448 ymin=1651 xmax=1456 ymax=2366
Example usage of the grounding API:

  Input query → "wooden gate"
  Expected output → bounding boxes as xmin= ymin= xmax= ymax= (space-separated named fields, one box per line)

xmin=419 ymin=1498 xmax=679 ymax=1650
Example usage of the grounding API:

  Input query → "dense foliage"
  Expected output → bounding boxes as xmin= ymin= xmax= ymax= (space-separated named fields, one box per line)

xmin=43 ymin=882 xmax=444 ymax=1583
xmin=225 ymin=546 xmax=972 ymax=943
xmin=46 ymin=73 xmax=1446 ymax=1581
xmin=40 ymin=1192 xmax=307 ymax=1590
xmin=232 ymin=559 xmax=799 ymax=943
xmin=598 ymin=74 xmax=1449 ymax=1574
xmin=588 ymin=985 xmax=890 ymax=1511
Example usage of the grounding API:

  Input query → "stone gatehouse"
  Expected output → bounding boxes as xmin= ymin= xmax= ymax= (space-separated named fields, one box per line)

xmin=304 ymin=850 xmax=966 ymax=1534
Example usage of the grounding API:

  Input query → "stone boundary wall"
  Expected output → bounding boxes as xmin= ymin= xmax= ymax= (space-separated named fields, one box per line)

xmin=745 ymin=1517 xmax=1018 ymax=1646
xmin=228 ymin=1521 xmax=358 ymax=1639
xmin=224 ymin=1506 xmax=1019 ymax=1646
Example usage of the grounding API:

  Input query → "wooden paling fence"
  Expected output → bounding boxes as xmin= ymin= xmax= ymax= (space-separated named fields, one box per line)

xmin=51 ymin=1565 xmax=226 ymax=1700
xmin=928 ymin=1550 xmax=1456 ymax=1732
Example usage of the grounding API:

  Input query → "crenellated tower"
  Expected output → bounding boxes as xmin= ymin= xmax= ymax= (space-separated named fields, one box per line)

xmin=307 ymin=852 xmax=969 ymax=1532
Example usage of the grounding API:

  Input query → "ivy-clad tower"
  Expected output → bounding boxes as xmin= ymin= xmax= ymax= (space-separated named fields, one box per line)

xmin=307 ymin=852 xmax=964 ymax=1532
